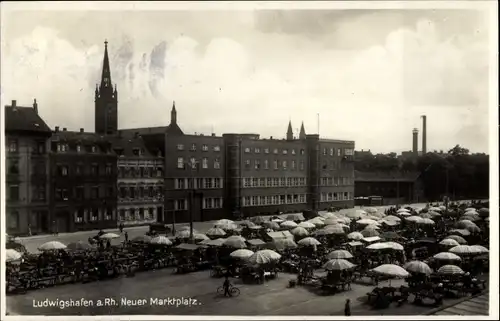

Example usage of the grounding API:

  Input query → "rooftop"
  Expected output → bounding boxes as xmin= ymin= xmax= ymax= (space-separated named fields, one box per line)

xmin=4 ymin=101 xmax=51 ymax=135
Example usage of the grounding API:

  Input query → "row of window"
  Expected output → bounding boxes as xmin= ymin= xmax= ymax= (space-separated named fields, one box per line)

xmin=56 ymin=164 xmax=114 ymax=177
xmin=118 ymin=207 xmax=158 ymax=222
xmin=6 ymin=139 xmax=46 ymax=154
xmin=74 ymin=207 xmax=115 ymax=223
xmin=244 ymin=147 xmax=306 ymax=155
xmin=118 ymin=186 xmax=164 ymax=199
xmin=244 ymin=159 xmax=305 ymax=171
xmin=177 ymin=144 xmax=221 ymax=152
xmin=118 ymin=166 xmax=163 ymax=178
xmin=174 ymin=178 xmax=223 ymax=189
xmin=55 ymin=143 xmax=101 ymax=154
xmin=55 ymin=186 xmax=114 ymax=201
xmin=320 ymin=177 xmax=355 ymax=186
xmin=203 ymin=198 xmax=224 ymax=209
xmin=321 ymin=147 xmax=354 ymax=157
xmin=176 ymin=157 xmax=221 ymax=169
xmin=241 ymin=194 xmax=307 ymax=207
xmin=320 ymin=192 xmax=354 ymax=202
xmin=243 ymin=177 xmax=307 ymax=188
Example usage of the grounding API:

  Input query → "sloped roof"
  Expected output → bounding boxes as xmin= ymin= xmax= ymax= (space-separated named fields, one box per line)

xmin=4 ymin=106 xmax=52 ymax=135
xmin=107 ymin=135 xmax=157 ymax=158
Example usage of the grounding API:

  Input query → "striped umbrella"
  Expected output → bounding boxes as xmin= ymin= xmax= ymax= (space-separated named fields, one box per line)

xmin=223 ymin=235 xmax=247 ymax=249
xmin=438 ymin=265 xmax=464 ymax=275
xmin=449 ymin=245 xmax=475 ymax=255
xmin=347 ymin=232 xmax=364 ymax=240
xmin=327 ymin=249 xmax=354 ymax=260
xmin=404 ymin=261 xmax=433 ymax=275
xmin=439 ymin=239 xmax=460 ymax=247
xmin=248 ymin=249 xmax=281 ymax=265
xmin=323 ymin=259 xmax=357 ymax=271
xmin=150 ymin=236 xmax=173 ymax=245
xmin=290 ymin=226 xmax=309 ymax=237
xmin=38 ymin=241 xmax=67 ymax=251
xmin=206 ymin=227 xmax=227 ymax=237
xmin=297 ymin=237 xmax=321 ymax=246
xmin=433 ymin=252 xmax=462 ymax=261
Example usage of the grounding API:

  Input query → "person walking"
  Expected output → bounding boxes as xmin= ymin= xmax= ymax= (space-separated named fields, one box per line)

xmin=344 ymin=299 xmax=351 ymax=316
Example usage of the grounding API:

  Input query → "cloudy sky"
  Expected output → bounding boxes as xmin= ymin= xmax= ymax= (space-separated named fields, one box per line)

xmin=1 ymin=2 xmax=495 ymax=153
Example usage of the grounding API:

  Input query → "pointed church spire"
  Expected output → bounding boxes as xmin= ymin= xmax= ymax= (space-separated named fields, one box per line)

xmin=171 ymin=101 xmax=177 ymax=125
xmin=100 ymin=39 xmax=112 ymax=89
xmin=286 ymin=120 xmax=294 ymax=140
xmin=299 ymin=121 xmax=306 ymax=139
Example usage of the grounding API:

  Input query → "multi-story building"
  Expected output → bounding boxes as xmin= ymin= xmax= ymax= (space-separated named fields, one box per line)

xmin=49 ymin=127 xmax=118 ymax=232
xmin=109 ymin=134 xmax=164 ymax=226
xmin=4 ymin=100 xmax=52 ymax=236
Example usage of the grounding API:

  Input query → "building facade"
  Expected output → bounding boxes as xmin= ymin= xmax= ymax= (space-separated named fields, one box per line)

xmin=49 ymin=128 xmax=118 ymax=233
xmin=110 ymin=134 xmax=164 ymax=226
xmin=5 ymin=100 xmax=52 ymax=236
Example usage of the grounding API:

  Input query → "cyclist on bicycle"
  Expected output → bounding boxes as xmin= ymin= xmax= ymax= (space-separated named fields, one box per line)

xmin=223 ymin=275 xmax=231 ymax=297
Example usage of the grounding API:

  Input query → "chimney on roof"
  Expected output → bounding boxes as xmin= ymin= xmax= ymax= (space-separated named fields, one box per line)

xmin=80 ymin=128 xmax=84 ymax=133
xmin=270 ymin=136 xmax=273 ymax=139
xmin=11 ymin=100 xmax=16 ymax=107
xmin=63 ymin=128 xmax=67 ymax=132
xmin=33 ymin=99 xmax=38 ymax=114
xmin=55 ymin=126 xmax=60 ymax=133
xmin=211 ymin=133 xmax=215 ymax=137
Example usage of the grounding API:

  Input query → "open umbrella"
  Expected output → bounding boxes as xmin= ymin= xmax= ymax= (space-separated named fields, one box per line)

xmin=384 ymin=215 xmax=401 ymax=222
xmin=371 ymin=264 xmax=409 ymax=278
xmin=419 ymin=213 xmax=433 ymax=219
xmin=385 ymin=242 xmax=404 ymax=251
xmin=365 ymin=207 xmax=378 ymax=214
xmin=397 ymin=208 xmax=410 ymax=213
xmin=364 ymin=224 xmax=381 ymax=230
xmin=215 ymin=219 xmax=235 ymax=226
xmin=450 ymin=245 xmax=477 ymax=255
xmin=381 ymin=232 xmax=401 ymax=240
xmin=280 ymin=221 xmax=298 ymax=229
xmin=290 ymin=226 xmax=309 ymax=237
xmin=446 ymin=235 xmax=467 ymax=244
xmin=323 ymin=218 xmax=342 ymax=225
xmin=322 ymin=225 xmax=345 ymax=235
xmin=470 ymin=245 xmax=489 ymax=254
xmin=230 ymin=249 xmax=254 ymax=259
xmin=298 ymin=221 xmax=316 ymax=229
xmin=478 ymin=208 xmax=489 ymax=216
xmin=465 ymin=225 xmax=481 ymax=233
xmin=206 ymin=227 xmax=226 ymax=237
xmin=39 ymin=241 xmax=67 ymax=251
xmin=382 ymin=220 xmax=399 ymax=227
xmin=286 ymin=213 xmax=305 ymax=221
xmin=345 ymin=210 xmax=365 ymax=219
xmin=367 ymin=242 xmax=390 ymax=250
xmin=438 ymin=265 xmax=464 ymax=275
xmin=323 ymin=259 xmax=356 ymax=271
xmin=319 ymin=212 xmax=337 ymax=219
xmin=347 ymin=232 xmax=364 ymax=240
xmin=429 ymin=207 xmax=442 ymax=212
xmin=433 ymin=252 xmax=462 ymax=261
xmin=274 ymin=238 xmax=298 ymax=250
xmin=361 ymin=229 xmax=380 ymax=238
xmin=6 ymin=249 xmax=22 ymax=262
xmin=357 ymin=219 xmax=378 ymax=225
xmin=327 ymin=250 xmax=354 ymax=259
xmin=150 ymin=236 xmax=173 ymax=245
xmin=203 ymin=238 xmax=227 ymax=247
xmin=223 ymin=235 xmax=247 ymax=248
xmin=439 ymin=239 xmax=460 ymax=247
xmin=263 ymin=221 xmax=281 ymax=230
xmin=418 ymin=218 xmax=435 ymax=225
xmin=251 ymin=216 xmax=267 ymax=224
xmin=404 ymin=261 xmax=433 ymax=275
xmin=449 ymin=229 xmax=471 ymax=236
xmin=67 ymin=241 xmax=95 ymax=251
xmin=297 ymin=237 xmax=321 ymax=246
xmin=456 ymin=220 xmax=476 ymax=229
xmin=194 ymin=233 xmax=210 ymax=241
xmin=405 ymin=216 xmax=423 ymax=223
xmin=100 ymin=233 xmax=120 ymax=240
xmin=248 ymin=249 xmax=281 ymax=265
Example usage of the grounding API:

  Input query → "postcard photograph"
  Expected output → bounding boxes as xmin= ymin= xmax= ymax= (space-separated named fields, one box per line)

xmin=1 ymin=1 xmax=498 ymax=319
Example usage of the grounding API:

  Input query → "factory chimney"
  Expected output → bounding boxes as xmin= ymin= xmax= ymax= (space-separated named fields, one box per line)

xmin=412 ymin=128 xmax=419 ymax=155
xmin=421 ymin=115 xmax=427 ymax=154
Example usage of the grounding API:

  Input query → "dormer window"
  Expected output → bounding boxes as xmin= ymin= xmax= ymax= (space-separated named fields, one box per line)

xmin=133 ymin=148 xmax=140 ymax=156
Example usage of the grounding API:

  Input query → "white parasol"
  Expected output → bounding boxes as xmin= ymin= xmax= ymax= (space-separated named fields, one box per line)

xmin=297 ymin=237 xmax=321 ymax=246
xmin=230 ymin=249 xmax=254 ymax=259
xmin=248 ymin=249 xmax=281 ymax=265
xmin=280 ymin=221 xmax=298 ymax=229
xmin=347 ymin=232 xmax=364 ymax=240
xmin=323 ymin=259 xmax=356 ymax=271
xmin=223 ymin=235 xmax=247 ymax=248
xmin=100 ymin=233 xmax=120 ymax=240
xmin=38 ymin=241 xmax=67 ymax=251
xmin=298 ymin=221 xmax=316 ymax=229
xmin=439 ymin=239 xmax=460 ymax=247
xmin=433 ymin=252 xmax=462 ymax=261
xmin=290 ymin=226 xmax=309 ymax=237
xmin=371 ymin=264 xmax=409 ymax=278
xmin=326 ymin=249 xmax=354 ymax=260
xmin=404 ymin=261 xmax=433 ymax=275
xmin=438 ymin=265 xmax=464 ymax=275
xmin=6 ymin=249 xmax=22 ymax=262
xmin=150 ymin=236 xmax=173 ymax=245
xmin=206 ymin=227 xmax=227 ymax=237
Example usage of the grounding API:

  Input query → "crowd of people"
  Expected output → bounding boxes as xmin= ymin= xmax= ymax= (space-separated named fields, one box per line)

xmin=5 ymin=200 xmax=489 ymax=312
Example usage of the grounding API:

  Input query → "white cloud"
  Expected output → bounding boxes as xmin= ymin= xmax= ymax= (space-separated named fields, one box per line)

xmin=1 ymin=10 xmax=492 ymax=153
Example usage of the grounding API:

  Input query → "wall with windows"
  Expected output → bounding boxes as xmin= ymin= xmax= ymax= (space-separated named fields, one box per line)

xmin=5 ymin=134 xmax=51 ymax=235
xmin=49 ymin=131 xmax=118 ymax=233
xmin=164 ymin=134 xmax=225 ymax=223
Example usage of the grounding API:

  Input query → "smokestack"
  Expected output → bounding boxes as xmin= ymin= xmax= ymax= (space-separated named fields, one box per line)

xmin=421 ymin=115 xmax=427 ymax=154
xmin=412 ymin=128 xmax=419 ymax=155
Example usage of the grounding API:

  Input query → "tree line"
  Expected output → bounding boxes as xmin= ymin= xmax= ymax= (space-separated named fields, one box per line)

xmin=354 ymin=145 xmax=489 ymax=201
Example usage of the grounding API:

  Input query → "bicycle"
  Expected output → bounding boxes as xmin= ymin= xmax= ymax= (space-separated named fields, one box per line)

xmin=217 ymin=284 xmax=240 ymax=297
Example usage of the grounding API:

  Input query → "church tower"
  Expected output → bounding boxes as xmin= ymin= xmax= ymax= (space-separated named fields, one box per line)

xmin=95 ymin=40 xmax=118 ymax=135
xmin=299 ymin=121 xmax=306 ymax=140
xmin=286 ymin=120 xmax=294 ymax=141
